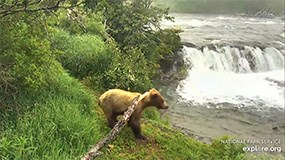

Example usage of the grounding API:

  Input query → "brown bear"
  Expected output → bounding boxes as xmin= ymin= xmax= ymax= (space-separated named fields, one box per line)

xmin=98 ymin=88 xmax=169 ymax=140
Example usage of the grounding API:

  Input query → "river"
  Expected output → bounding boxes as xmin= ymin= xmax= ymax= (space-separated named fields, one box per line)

xmin=160 ymin=13 xmax=285 ymax=151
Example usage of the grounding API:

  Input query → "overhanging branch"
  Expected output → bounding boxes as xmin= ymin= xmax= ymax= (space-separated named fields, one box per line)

xmin=0 ymin=0 xmax=82 ymax=18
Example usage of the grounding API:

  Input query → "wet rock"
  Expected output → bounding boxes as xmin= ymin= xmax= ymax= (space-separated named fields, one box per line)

xmin=182 ymin=42 xmax=197 ymax=48
xmin=265 ymin=77 xmax=285 ymax=87
xmin=273 ymin=126 xmax=279 ymax=131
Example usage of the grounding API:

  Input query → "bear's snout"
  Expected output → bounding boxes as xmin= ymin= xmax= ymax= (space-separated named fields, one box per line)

xmin=161 ymin=102 xmax=169 ymax=109
xmin=164 ymin=104 xmax=169 ymax=109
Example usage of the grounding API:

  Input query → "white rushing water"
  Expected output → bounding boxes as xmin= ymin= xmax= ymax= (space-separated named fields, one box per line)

xmin=168 ymin=14 xmax=285 ymax=109
xmin=177 ymin=46 xmax=285 ymax=108
xmin=161 ymin=14 xmax=284 ymax=145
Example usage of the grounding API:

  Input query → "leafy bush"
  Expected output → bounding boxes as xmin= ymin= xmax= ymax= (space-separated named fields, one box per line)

xmin=0 ymin=14 xmax=62 ymax=100
xmin=52 ymin=29 xmax=113 ymax=79
xmin=153 ymin=28 xmax=182 ymax=73
xmin=52 ymin=29 xmax=153 ymax=92
xmin=102 ymin=48 xmax=154 ymax=92
xmin=57 ymin=10 xmax=106 ymax=37
xmin=87 ymin=0 xmax=182 ymax=74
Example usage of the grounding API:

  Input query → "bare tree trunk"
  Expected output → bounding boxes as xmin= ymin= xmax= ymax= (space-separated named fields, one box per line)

xmin=81 ymin=95 xmax=140 ymax=160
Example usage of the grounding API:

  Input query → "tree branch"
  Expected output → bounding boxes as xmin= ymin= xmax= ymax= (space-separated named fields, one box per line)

xmin=0 ymin=0 xmax=82 ymax=18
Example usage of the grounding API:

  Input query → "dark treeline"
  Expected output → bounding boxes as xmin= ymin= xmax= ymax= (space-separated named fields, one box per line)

xmin=157 ymin=0 xmax=284 ymax=15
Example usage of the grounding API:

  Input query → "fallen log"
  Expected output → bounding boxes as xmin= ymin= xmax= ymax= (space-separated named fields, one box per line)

xmin=81 ymin=94 xmax=143 ymax=160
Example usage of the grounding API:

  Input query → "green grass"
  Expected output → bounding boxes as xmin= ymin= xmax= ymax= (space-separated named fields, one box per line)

xmin=0 ymin=73 xmax=246 ymax=160
xmin=0 ymin=74 xmax=103 ymax=159
xmin=98 ymin=121 xmax=245 ymax=160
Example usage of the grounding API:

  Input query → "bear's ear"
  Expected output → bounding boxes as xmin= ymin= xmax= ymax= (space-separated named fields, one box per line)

xmin=149 ymin=89 xmax=159 ymax=99
xmin=150 ymin=92 xmax=159 ymax=99
xmin=149 ymin=88 xmax=158 ymax=93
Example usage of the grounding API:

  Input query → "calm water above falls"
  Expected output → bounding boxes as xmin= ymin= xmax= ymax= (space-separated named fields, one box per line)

xmin=162 ymin=13 xmax=285 ymax=49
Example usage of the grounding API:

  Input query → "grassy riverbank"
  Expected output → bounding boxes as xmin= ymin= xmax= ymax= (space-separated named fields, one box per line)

xmin=0 ymin=73 xmax=245 ymax=159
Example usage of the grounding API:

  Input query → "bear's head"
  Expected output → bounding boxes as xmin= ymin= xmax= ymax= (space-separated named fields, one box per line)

xmin=147 ymin=88 xmax=169 ymax=110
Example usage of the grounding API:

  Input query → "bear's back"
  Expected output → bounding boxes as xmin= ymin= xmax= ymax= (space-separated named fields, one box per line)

xmin=99 ymin=89 xmax=141 ymax=114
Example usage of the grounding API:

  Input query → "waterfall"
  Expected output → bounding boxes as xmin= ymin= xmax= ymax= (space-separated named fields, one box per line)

xmin=177 ymin=45 xmax=285 ymax=108
xmin=182 ymin=46 xmax=284 ymax=73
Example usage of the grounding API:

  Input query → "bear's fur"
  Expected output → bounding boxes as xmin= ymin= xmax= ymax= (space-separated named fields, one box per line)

xmin=98 ymin=88 xmax=169 ymax=140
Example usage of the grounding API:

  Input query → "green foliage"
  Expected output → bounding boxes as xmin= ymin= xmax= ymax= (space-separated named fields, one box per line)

xmin=56 ymin=9 xmax=106 ymax=37
xmin=51 ymin=28 xmax=152 ymax=92
xmin=51 ymin=6 xmax=161 ymax=92
xmin=211 ymin=136 xmax=245 ymax=160
xmin=0 ymin=74 xmax=102 ymax=159
xmin=0 ymin=63 xmax=15 ymax=100
xmin=52 ymin=29 xmax=113 ymax=79
xmin=155 ymin=28 xmax=182 ymax=57
xmin=154 ymin=28 xmax=182 ymax=73
xmin=0 ymin=13 xmax=62 ymax=100
xmin=87 ymin=0 xmax=181 ymax=74
xmin=103 ymin=49 xmax=153 ymax=92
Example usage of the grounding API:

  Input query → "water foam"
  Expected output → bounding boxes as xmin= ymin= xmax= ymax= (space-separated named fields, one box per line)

xmin=177 ymin=46 xmax=285 ymax=108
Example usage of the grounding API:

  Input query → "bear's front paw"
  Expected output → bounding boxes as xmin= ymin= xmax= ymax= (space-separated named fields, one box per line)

xmin=135 ymin=134 xmax=147 ymax=140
